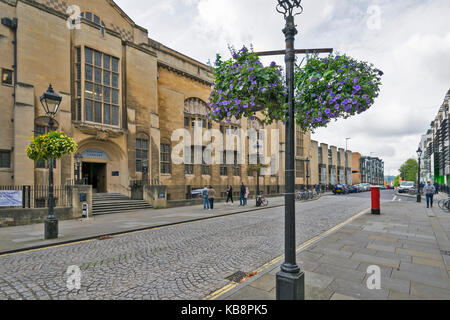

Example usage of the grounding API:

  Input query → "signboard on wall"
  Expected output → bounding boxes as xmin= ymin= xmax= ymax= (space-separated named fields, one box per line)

xmin=81 ymin=149 xmax=110 ymax=159
xmin=0 ymin=190 xmax=23 ymax=207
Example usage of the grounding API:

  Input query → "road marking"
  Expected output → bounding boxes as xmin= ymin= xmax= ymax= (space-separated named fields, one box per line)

xmin=204 ymin=207 xmax=371 ymax=300
xmin=393 ymin=196 xmax=397 ymax=202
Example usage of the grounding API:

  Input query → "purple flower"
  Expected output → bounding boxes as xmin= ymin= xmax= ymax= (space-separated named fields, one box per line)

xmin=270 ymin=62 xmax=276 ymax=67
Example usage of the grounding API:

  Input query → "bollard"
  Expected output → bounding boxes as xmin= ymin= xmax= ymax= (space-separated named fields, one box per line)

xmin=371 ymin=186 xmax=381 ymax=215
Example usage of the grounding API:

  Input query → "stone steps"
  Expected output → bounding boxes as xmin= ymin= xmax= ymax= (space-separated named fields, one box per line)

xmin=92 ymin=193 xmax=152 ymax=215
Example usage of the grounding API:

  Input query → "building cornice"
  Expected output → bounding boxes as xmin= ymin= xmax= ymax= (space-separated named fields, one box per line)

xmin=158 ymin=61 xmax=213 ymax=87
xmin=123 ymin=40 xmax=157 ymax=58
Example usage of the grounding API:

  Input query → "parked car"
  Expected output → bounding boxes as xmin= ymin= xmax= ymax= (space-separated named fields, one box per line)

xmin=348 ymin=185 xmax=359 ymax=193
xmin=333 ymin=184 xmax=347 ymax=195
xmin=398 ymin=181 xmax=415 ymax=193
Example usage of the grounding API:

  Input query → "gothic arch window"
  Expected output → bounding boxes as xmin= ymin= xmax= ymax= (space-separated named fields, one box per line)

xmin=184 ymin=98 xmax=212 ymax=129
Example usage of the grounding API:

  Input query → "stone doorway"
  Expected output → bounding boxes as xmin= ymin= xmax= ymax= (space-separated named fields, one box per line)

xmin=82 ymin=162 xmax=107 ymax=193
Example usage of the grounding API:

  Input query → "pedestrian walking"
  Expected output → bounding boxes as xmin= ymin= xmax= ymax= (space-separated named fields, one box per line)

xmin=208 ymin=185 xmax=216 ymax=210
xmin=244 ymin=186 xmax=249 ymax=206
xmin=315 ymin=185 xmax=320 ymax=195
xmin=202 ymin=186 xmax=209 ymax=210
xmin=424 ymin=181 xmax=436 ymax=208
xmin=240 ymin=183 xmax=246 ymax=206
xmin=226 ymin=185 xmax=234 ymax=205
xmin=434 ymin=182 xmax=439 ymax=194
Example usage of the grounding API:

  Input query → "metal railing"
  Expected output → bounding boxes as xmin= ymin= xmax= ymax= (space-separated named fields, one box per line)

xmin=0 ymin=185 xmax=72 ymax=208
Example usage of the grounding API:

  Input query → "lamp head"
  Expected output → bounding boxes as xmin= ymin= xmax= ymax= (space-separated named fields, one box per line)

xmin=276 ymin=0 xmax=303 ymax=18
xmin=40 ymin=84 xmax=62 ymax=117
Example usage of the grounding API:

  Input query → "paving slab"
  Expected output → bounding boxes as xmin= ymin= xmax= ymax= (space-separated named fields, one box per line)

xmin=304 ymin=271 xmax=334 ymax=289
xmin=410 ymin=282 xmax=450 ymax=300
xmin=328 ymin=278 xmax=389 ymax=300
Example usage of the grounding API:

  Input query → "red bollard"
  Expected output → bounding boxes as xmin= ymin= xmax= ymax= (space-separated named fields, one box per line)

xmin=371 ymin=186 xmax=381 ymax=215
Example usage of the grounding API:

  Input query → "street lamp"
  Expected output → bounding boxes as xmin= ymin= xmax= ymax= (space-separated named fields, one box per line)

xmin=276 ymin=0 xmax=305 ymax=300
xmin=305 ymin=158 xmax=310 ymax=190
xmin=74 ymin=153 xmax=83 ymax=184
xmin=416 ymin=147 xmax=422 ymax=203
xmin=40 ymin=84 xmax=62 ymax=239
xmin=255 ymin=141 xmax=262 ymax=206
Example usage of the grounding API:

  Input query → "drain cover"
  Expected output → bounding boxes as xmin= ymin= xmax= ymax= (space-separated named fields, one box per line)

xmin=226 ymin=271 xmax=248 ymax=283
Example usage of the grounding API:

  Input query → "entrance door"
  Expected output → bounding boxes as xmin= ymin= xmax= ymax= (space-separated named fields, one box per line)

xmin=82 ymin=162 xmax=107 ymax=193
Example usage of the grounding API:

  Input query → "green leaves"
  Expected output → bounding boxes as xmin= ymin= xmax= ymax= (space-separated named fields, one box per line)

xmin=26 ymin=131 xmax=78 ymax=161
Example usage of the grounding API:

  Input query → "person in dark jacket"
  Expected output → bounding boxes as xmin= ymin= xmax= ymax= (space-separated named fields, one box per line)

xmin=226 ymin=185 xmax=234 ymax=205
xmin=240 ymin=183 xmax=246 ymax=206
xmin=434 ymin=182 xmax=439 ymax=194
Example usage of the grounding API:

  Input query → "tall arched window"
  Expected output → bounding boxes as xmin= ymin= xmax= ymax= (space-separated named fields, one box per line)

xmin=160 ymin=139 xmax=171 ymax=174
xmin=136 ymin=133 xmax=149 ymax=173
xmin=183 ymin=98 xmax=211 ymax=175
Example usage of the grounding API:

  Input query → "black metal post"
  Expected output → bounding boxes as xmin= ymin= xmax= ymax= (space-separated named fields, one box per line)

xmin=276 ymin=14 xmax=304 ymax=300
xmin=417 ymin=157 xmax=421 ymax=203
xmin=45 ymin=117 xmax=58 ymax=239
xmin=256 ymin=142 xmax=261 ymax=207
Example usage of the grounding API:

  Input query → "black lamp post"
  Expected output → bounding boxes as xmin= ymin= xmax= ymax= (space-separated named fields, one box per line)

xmin=40 ymin=84 xmax=62 ymax=239
xmin=255 ymin=141 xmax=261 ymax=206
xmin=417 ymin=147 xmax=422 ymax=203
xmin=305 ymin=158 xmax=310 ymax=190
xmin=74 ymin=153 xmax=83 ymax=184
xmin=276 ymin=0 xmax=305 ymax=300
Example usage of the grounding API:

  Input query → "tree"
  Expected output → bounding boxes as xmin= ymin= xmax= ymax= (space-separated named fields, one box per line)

xmin=393 ymin=175 xmax=401 ymax=187
xmin=399 ymin=159 xmax=418 ymax=182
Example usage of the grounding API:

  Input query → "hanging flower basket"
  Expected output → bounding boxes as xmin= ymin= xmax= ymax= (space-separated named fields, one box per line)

xmin=208 ymin=46 xmax=286 ymax=124
xmin=247 ymin=164 xmax=270 ymax=174
xmin=208 ymin=46 xmax=383 ymax=130
xmin=294 ymin=54 xmax=383 ymax=130
xmin=26 ymin=131 xmax=78 ymax=161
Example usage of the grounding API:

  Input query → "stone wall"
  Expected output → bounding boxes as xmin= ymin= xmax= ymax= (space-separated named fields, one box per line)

xmin=0 ymin=207 xmax=73 ymax=228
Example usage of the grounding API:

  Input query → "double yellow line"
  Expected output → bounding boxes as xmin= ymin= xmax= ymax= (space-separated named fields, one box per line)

xmin=204 ymin=207 xmax=370 ymax=300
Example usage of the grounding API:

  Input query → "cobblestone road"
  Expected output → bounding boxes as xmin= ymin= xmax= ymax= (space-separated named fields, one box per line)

xmin=0 ymin=196 xmax=371 ymax=300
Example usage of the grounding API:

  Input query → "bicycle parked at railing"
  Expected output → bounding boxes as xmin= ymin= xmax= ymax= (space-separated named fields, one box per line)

xmin=295 ymin=190 xmax=316 ymax=201
xmin=256 ymin=192 xmax=269 ymax=207
xmin=438 ymin=198 xmax=450 ymax=212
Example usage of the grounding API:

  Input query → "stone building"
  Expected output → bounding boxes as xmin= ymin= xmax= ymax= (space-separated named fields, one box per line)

xmin=0 ymin=0 xmax=315 ymax=201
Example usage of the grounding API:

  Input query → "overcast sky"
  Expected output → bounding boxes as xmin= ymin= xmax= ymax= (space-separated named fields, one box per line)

xmin=115 ymin=0 xmax=450 ymax=176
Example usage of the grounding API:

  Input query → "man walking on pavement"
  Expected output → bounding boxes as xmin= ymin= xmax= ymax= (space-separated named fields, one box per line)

xmin=202 ymin=186 xmax=209 ymax=210
xmin=240 ymin=183 xmax=246 ymax=206
xmin=226 ymin=185 xmax=234 ymax=205
xmin=424 ymin=181 xmax=436 ymax=208
xmin=208 ymin=185 xmax=216 ymax=210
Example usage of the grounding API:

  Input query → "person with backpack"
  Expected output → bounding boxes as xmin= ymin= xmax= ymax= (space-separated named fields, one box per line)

xmin=202 ymin=186 xmax=209 ymax=210
xmin=208 ymin=186 xmax=216 ymax=210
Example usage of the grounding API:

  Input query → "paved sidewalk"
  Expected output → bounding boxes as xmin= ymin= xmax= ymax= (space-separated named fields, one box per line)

xmin=217 ymin=198 xmax=450 ymax=300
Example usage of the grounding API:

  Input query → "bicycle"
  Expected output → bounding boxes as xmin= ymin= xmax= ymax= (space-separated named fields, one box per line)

xmin=256 ymin=193 xmax=269 ymax=207
xmin=438 ymin=198 xmax=450 ymax=211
